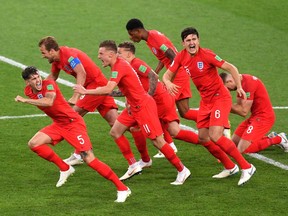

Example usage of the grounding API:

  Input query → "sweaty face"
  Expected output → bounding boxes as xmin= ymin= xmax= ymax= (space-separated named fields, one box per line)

xmin=127 ymin=29 xmax=142 ymax=43
xmin=182 ymin=34 xmax=200 ymax=56
xmin=39 ymin=45 xmax=56 ymax=64
xmin=26 ymin=73 xmax=42 ymax=92
xmin=98 ymin=47 xmax=111 ymax=67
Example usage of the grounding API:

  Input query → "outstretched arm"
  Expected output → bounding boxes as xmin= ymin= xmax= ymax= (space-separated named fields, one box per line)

xmin=15 ymin=92 xmax=56 ymax=107
xmin=73 ymin=81 xmax=117 ymax=95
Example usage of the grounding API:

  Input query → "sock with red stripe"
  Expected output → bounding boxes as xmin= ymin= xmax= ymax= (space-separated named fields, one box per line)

xmin=244 ymin=136 xmax=281 ymax=153
xmin=202 ymin=141 xmax=235 ymax=169
xmin=163 ymin=128 xmax=174 ymax=144
xmin=175 ymin=130 xmax=198 ymax=144
xmin=131 ymin=130 xmax=150 ymax=162
xmin=88 ymin=158 xmax=127 ymax=191
xmin=183 ymin=109 xmax=198 ymax=122
xmin=216 ymin=136 xmax=251 ymax=169
xmin=114 ymin=135 xmax=137 ymax=165
xmin=31 ymin=145 xmax=69 ymax=171
xmin=160 ymin=143 xmax=184 ymax=171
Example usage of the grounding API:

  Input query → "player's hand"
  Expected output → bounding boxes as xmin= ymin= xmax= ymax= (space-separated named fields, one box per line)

xmin=15 ymin=95 xmax=26 ymax=103
xmin=73 ymin=84 xmax=86 ymax=94
xmin=237 ymin=87 xmax=246 ymax=100
xmin=165 ymin=82 xmax=180 ymax=96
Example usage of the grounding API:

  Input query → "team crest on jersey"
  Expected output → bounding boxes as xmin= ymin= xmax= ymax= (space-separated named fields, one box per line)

xmin=152 ymin=47 xmax=157 ymax=55
xmin=37 ymin=94 xmax=43 ymax=99
xmin=111 ymin=71 xmax=118 ymax=78
xmin=80 ymin=94 xmax=85 ymax=100
xmin=246 ymin=92 xmax=250 ymax=98
xmin=197 ymin=62 xmax=204 ymax=70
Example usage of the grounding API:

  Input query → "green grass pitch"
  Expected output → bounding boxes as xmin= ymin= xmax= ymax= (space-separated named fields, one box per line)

xmin=1 ymin=0 xmax=288 ymax=215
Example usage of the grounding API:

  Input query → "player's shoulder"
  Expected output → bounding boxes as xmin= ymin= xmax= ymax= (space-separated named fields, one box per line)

xmin=200 ymin=47 xmax=215 ymax=55
xmin=42 ymin=79 xmax=58 ymax=91
xmin=149 ymin=30 xmax=167 ymax=41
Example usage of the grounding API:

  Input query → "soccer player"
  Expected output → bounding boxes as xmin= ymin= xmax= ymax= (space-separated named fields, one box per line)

xmin=117 ymin=41 xmax=238 ymax=174
xmin=15 ymin=66 xmax=131 ymax=202
xmin=162 ymin=27 xmax=256 ymax=186
xmin=126 ymin=18 xmax=198 ymax=158
xmin=220 ymin=72 xmax=288 ymax=153
xmin=73 ymin=40 xmax=191 ymax=185
xmin=38 ymin=36 xmax=146 ymax=167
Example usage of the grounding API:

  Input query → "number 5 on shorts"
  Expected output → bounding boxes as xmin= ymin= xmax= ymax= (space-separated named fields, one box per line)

xmin=77 ymin=135 xmax=85 ymax=145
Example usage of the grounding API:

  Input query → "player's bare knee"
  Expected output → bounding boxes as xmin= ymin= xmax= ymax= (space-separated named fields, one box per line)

xmin=167 ymin=127 xmax=178 ymax=137
xmin=27 ymin=139 xmax=38 ymax=149
xmin=109 ymin=128 xmax=118 ymax=139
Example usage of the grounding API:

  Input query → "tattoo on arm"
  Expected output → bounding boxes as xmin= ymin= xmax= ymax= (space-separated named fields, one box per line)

xmin=148 ymin=71 xmax=158 ymax=96
xmin=109 ymin=90 xmax=124 ymax=97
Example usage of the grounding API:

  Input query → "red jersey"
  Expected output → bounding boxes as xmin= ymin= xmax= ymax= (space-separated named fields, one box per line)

xmin=130 ymin=57 xmax=167 ymax=100
xmin=110 ymin=58 xmax=150 ymax=111
xmin=146 ymin=30 xmax=178 ymax=68
xmin=51 ymin=46 xmax=108 ymax=87
xmin=238 ymin=74 xmax=275 ymax=119
xmin=170 ymin=47 xmax=230 ymax=103
xmin=24 ymin=79 xmax=80 ymax=125
xmin=146 ymin=30 xmax=190 ymax=86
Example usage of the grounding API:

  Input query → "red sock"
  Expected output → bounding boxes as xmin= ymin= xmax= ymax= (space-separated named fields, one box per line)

xmin=131 ymin=130 xmax=150 ymax=162
xmin=183 ymin=109 xmax=198 ymax=122
xmin=114 ymin=135 xmax=136 ymax=165
xmin=202 ymin=141 xmax=235 ymax=169
xmin=244 ymin=136 xmax=281 ymax=153
xmin=163 ymin=129 xmax=173 ymax=144
xmin=31 ymin=145 xmax=69 ymax=171
xmin=160 ymin=143 xmax=184 ymax=171
xmin=88 ymin=158 xmax=127 ymax=191
xmin=216 ymin=136 xmax=251 ymax=169
xmin=175 ymin=130 xmax=198 ymax=144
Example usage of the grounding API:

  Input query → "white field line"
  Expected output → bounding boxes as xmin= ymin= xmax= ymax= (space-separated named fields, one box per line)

xmin=2 ymin=55 xmax=288 ymax=170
